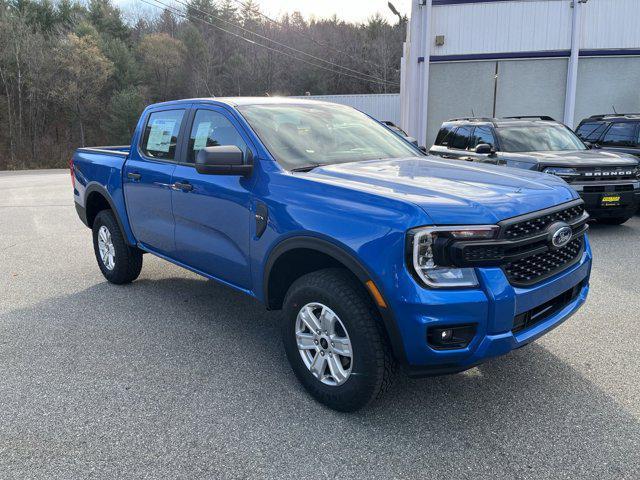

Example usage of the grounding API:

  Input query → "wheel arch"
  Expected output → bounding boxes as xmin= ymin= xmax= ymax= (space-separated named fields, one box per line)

xmin=84 ymin=184 xmax=134 ymax=246
xmin=263 ymin=236 xmax=407 ymax=364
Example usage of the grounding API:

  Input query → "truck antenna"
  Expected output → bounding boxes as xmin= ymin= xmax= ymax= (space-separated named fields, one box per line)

xmin=612 ymin=105 xmax=618 ymax=114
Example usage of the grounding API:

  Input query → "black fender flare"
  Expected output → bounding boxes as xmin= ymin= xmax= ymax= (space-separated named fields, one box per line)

xmin=263 ymin=235 xmax=408 ymax=364
xmin=84 ymin=183 xmax=134 ymax=246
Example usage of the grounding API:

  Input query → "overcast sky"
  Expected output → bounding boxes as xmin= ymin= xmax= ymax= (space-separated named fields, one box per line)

xmin=117 ymin=0 xmax=413 ymax=24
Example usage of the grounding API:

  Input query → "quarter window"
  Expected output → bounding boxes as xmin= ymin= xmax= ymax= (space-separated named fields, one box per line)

xmin=188 ymin=110 xmax=248 ymax=163
xmin=450 ymin=127 xmax=472 ymax=150
xmin=601 ymin=122 xmax=637 ymax=146
xmin=141 ymin=110 xmax=185 ymax=161
xmin=470 ymin=126 xmax=496 ymax=149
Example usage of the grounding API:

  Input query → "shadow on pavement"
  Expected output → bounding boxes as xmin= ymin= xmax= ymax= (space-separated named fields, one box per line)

xmin=1 ymin=276 xmax=638 ymax=478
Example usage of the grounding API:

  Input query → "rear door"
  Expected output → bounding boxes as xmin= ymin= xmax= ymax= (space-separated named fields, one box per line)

xmin=123 ymin=107 xmax=187 ymax=255
xmin=170 ymin=105 xmax=255 ymax=290
xmin=442 ymin=126 xmax=473 ymax=160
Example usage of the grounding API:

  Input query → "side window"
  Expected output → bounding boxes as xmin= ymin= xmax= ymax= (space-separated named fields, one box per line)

xmin=576 ymin=122 xmax=607 ymax=142
xmin=141 ymin=109 xmax=185 ymax=161
xmin=470 ymin=126 xmax=496 ymax=149
xmin=601 ymin=122 xmax=637 ymax=146
xmin=450 ymin=126 xmax=472 ymax=150
xmin=434 ymin=125 xmax=453 ymax=146
xmin=188 ymin=110 xmax=248 ymax=163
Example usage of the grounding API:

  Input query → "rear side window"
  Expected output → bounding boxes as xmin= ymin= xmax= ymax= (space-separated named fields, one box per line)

xmin=434 ymin=125 xmax=454 ymax=146
xmin=187 ymin=110 xmax=248 ymax=163
xmin=450 ymin=126 xmax=472 ymax=150
xmin=141 ymin=110 xmax=185 ymax=160
xmin=601 ymin=122 xmax=637 ymax=146
xmin=470 ymin=126 xmax=496 ymax=149
xmin=576 ymin=122 xmax=607 ymax=142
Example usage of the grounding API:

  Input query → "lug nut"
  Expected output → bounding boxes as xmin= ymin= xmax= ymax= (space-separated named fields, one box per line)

xmin=314 ymin=339 xmax=319 ymax=345
xmin=329 ymin=352 xmax=333 ymax=357
xmin=331 ymin=342 xmax=335 ymax=347
xmin=320 ymin=351 xmax=325 ymax=356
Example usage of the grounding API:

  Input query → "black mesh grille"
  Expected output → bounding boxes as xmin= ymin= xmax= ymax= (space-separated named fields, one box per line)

xmin=504 ymin=238 xmax=584 ymax=286
xmin=503 ymin=204 xmax=585 ymax=240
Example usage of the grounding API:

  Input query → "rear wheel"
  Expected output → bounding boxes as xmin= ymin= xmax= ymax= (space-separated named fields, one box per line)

xmin=596 ymin=215 xmax=633 ymax=225
xmin=282 ymin=268 xmax=395 ymax=411
xmin=92 ymin=210 xmax=143 ymax=284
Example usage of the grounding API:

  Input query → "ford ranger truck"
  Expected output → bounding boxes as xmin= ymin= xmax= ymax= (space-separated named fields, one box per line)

xmin=430 ymin=116 xmax=640 ymax=225
xmin=71 ymin=98 xmax=592 ymax=411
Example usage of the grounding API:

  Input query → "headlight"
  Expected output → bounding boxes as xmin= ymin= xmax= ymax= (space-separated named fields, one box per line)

xmin=407 ymin=226 xmax=498 ymax=288
xmin=543 ymin=167 xmax=579 ymax=178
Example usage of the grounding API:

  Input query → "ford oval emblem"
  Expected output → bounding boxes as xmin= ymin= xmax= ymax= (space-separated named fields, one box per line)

xmin=550 ymin=223 xmax=572 ymax=249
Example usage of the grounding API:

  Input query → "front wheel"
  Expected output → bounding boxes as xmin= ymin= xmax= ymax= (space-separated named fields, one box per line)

xmin=282 ymin=269 xmax=395 ymax=412
xmin=92 ymin=210 xmax=143 ymax=284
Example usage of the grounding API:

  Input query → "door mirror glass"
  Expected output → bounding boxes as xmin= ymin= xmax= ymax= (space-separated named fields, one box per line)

xmin=475 ymin=143 xmax=493 ymax=155
xmin=195 ymin=146 xmax=252 ymax=176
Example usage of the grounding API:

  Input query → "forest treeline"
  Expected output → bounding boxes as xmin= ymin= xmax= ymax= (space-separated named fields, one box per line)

xmin=0 ymin=0 xmax=404 ymax=169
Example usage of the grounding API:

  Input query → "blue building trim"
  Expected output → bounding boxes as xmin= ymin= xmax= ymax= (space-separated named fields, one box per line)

xmin=430 ymin=49 xmax=640 ymax=62
xmin=433 ymin=0 xmax=516 ymax=5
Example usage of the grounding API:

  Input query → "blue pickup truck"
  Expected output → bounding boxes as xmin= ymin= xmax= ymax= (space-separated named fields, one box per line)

xmin=71 ymin=98 xmax=592 ymax=411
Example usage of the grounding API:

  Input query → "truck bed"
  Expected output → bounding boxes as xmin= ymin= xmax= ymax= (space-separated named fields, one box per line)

xmin=72 ymin=144 xmax=136 ymax=244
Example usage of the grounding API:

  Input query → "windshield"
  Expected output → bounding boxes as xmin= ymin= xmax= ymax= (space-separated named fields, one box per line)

xmin=495 ymin=125 xmax=586 ymax=152
xmin=238 ymin=103 xmax=420 ymax=170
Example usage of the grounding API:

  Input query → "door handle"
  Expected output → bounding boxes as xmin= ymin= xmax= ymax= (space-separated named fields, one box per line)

xmin=127 ymin=172 xmax=141 ymax=181
xmin=171 ymin=181 xmax=193 ymax=192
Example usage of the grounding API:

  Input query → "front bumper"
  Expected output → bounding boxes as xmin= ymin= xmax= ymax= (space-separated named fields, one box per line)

xmin=389 ymin=236 xmax=592 ymax=376
xmin=571 ymin=181 xmax=640 ymax=217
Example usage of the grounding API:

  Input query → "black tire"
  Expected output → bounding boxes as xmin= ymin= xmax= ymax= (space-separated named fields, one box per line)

xmin=282 ymin=268 xmax=395 ymax=412
xmin=596 ymin=215 xmax=633 ymax=225
xmin=92 ymin=209 xmax=143 ymax=284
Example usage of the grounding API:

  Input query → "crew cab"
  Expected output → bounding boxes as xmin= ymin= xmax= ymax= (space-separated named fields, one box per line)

xmin=430 ymin=116 xmax=640 ymax=225
xmin=71 ymin=98 xmax=592 ymax=411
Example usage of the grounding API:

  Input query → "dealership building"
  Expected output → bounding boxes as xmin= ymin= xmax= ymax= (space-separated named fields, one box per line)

xmin=302 ymin=0 xmax=640 ymax=147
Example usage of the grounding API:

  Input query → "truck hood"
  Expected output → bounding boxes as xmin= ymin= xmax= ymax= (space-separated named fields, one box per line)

xmin=308 ymin=157 xmax=577 ymax=225
xmin=503 ymin=149 xmax=639 ymax=167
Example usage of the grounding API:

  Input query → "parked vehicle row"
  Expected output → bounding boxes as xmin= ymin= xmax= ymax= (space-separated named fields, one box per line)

xmin=429 ymin=116 xmax=640 ymax=225
xmin=71 ymin=98 xmax=593 ymax=411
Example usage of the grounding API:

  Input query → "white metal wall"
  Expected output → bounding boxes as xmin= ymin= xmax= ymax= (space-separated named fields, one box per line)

xmin=289 ymin=93 xmax=401 ymax=125
xmin=430 ymin=0 xmax=640 ymax=56
xmin=430 ymin=1 xmax=571 ymax=56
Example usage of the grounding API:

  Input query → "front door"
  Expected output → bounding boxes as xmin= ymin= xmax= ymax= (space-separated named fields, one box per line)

xmin=170 ymin=107 xmax=254 ymax=290
xmin=123 ymin=108 xmax=186 ymax=255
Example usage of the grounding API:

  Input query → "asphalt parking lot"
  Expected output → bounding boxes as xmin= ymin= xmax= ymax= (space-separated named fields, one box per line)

xmin=0 ymin=169 xmax=639 ymax=479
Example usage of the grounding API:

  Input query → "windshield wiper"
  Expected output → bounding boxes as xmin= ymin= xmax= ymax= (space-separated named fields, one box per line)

xmin=289 ymin=163 xmax=329 ymax=172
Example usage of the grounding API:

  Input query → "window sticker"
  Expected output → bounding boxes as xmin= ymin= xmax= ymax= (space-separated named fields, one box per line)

xmin=147 ymin=119 xmax=176 ymax=153
xmin=193 ymin=122 xmax=212 ymax=150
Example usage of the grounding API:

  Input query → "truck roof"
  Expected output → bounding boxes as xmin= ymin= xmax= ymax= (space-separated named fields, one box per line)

xmin=442 ymin=116 xmax=559 ymax=128
xmin=147 ymin=97 xmax=334 ymax=109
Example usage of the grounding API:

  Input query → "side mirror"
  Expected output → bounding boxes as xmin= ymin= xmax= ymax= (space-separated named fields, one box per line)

xmin=195 ymin=145 xmax=252 ymax=176
xmin=584 ymin=141 xmax=593 ymax=149
xmin=405 ymin=136 xmax=419 ymax=147
xmin=419 ymin=146 xmax=428 ymax=153
xmin=475 ymin=143 xmax=495 ymax=155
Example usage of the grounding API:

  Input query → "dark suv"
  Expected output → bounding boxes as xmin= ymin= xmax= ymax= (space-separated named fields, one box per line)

xmin=430 ymin=116 xmax=640 ymax=225
xmin=575 ymin=114 xmax=640 ymax=158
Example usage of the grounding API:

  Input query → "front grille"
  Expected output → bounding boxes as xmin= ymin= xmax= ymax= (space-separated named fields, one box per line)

xmin=583 ymin=184 xmax=635 ymax=193
xmin=512 ymin=282 xmax=583 ymax=333
xmin=504 ymin=237 xmax=584 ymax=286
xmin=503 ymin=204 xmax=585 ymax=240
xmin=445 ymin=200 xmax=589 ymax=287
xmin=573 ymin=166 xmax=638 ymax=182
